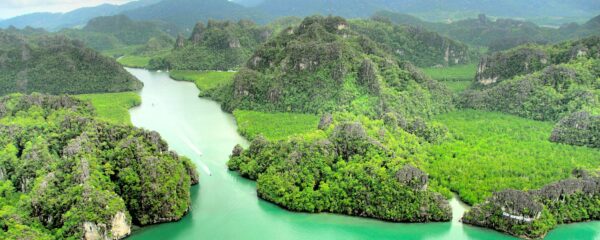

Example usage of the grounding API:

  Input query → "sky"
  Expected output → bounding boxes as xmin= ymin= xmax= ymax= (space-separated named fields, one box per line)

xmin=0 ymin=0 xmax=133 ymax=19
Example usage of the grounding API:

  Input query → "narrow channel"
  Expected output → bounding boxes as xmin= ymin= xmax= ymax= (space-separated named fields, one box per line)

xmin=126 ymin=68 xmax=598 ymax=240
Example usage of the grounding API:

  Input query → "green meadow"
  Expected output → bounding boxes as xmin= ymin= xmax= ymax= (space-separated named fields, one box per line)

xmin=170 ymin=70 xmax=236 ymax=92
xmin=75 ymin=92 xmax=141 ymax=125
xmin=422 ymin=64 xmax=477 ymax=93
xmin=233 ymin=110 xmax=320 ymax=141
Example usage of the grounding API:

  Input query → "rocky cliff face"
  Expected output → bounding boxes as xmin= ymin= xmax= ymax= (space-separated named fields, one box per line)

xmin=475 ymin=36 xmax=600 ymax=86
xmin=83 ymin=212 xmax=131 ymax=240
xmin=463 ymin=170 xmax=600 ymax=239
xmin=0 ymin=30 xmax=142 ymax=95
xmin=0 ymin=94 xmax=199 ymax=239
xmin=228 ymin=114 xmax=452 ymax=223
xmin=211 ymin=16 xmax=454 ymax=118
xmin=151 ymin=19 xmax=270 ymax=71
xmin=350 ymin=19 xmax=471 ymax=67
xmin=461 ymin=37 xmax=600 ymax=123
xmin=550 ymin=111 xmax=600 ymax=148
xmin=476 ymin=47 xmax=549 ymax=86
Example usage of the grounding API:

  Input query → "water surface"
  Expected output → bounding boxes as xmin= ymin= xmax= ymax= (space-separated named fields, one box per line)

xmin=126 ymin=68 xmax=599 ymax=240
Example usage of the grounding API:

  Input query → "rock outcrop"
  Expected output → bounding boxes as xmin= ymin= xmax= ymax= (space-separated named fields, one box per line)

xmin=0 ymin=30 xmax=142 ymax=95
xmin=228 ymin=114 xmax=452 ymax=223
xmin=150 ymin=19 xmax=270 ymax=71
xmin=350 ymin=19 xmax=471 ymax=67
xmin=0 ymin=94 xmax=198 ymax=239
xmin=211 ymin=16 xmax=453 ymax=118
xmin=463 ymin=170 xmax=600 ymax=239
xmin=476 ymin=47 xmax=549 ymax=86
xmin=396 ymin=165 xmax=428 ymax=191
xmin=475 ymin=36 xmax=600 ymax=86
xmin=83 ymin=212 xmax=131 ymax=240
xmin=550 ymin=111 xmax=600 ymax=148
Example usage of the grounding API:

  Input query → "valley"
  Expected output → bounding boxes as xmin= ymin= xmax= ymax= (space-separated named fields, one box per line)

xmin=0 ymin=1 xmax=599 ymax=239
xmin=126 ymin=68 xmax=600 ymax=240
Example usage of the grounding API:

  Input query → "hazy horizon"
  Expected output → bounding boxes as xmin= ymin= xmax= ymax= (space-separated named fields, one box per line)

xmin=0 ymin=0 xmax=133 ymax=19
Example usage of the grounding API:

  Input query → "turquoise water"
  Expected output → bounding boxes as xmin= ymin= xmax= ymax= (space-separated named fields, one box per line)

xmin=126 ymin=68 xmax=600 ymax=240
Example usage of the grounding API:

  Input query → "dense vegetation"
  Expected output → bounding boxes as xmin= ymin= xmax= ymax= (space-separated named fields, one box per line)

xmin=75 ymin=92 xmax=141 ymax=125
xmin=210 ymin=16 xmax=453 ymax=119
xmin=428 ymin=110 xmax=600 ymax=205
xmin=215 ymin=16 xmax=457 ymax=223
xmin=463 ymin=170 xmax=600 ymax=239
xmin=229 ymin=113 xmax=451 ymax=222
xmin=0 ymin=94 xmax=198 ymax=239
xmin=457 ymin=36 xmax=600 ymax=152
xmin=62 ymin=15 xmax=176 ymax=52
xmin=349 ymin=19 xmax=471 ymax=67
xmin=149 ymin=20 xmax=270 ymax=71
xmin=550 ymin=111 xmax=600 ymax=148
xmin=474 ymin=36 xmax=600 ymax=85
xmin=0 ymin=30 xmax=142 ymax=95
xmin=233 ymin=110 xmax=319 ymax=140
xmin=461 ymin=58 xmax=600 ymax=122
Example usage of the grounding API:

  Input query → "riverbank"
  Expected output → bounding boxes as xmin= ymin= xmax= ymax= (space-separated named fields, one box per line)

xmin=124 ymin=68 xmax=600 ymax=240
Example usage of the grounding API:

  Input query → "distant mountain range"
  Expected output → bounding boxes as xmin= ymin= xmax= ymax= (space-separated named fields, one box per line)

xmin=0 ymin=0 xmax=161 ymax=31
xmin=374 ymin=11 xmax=600 ymax=51
xmin=123 ymin=0 xmax=270 ymax=28
xmin=1 ymin=0 xmax=599 ymax=31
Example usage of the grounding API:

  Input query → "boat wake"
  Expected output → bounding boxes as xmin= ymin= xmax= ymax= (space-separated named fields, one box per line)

xmin=179 ymin=133 xmax=212 ymax=176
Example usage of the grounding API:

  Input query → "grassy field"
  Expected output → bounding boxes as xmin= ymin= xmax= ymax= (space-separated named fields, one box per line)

xmin=101 ymin=45 xmax=141 ymax=58
xmin=170 ymin=70 xmax=236 ymax=92
xmin=75 ymin=92 xmax=141 ymax=125
xmin=233 ymin=110 xmax=320 ymax=141
xmin=427 ymin=110 xmax=600 ymax=205
xmin=102 ymin=45 xmax=170 ymax=68
xmin=422 ymin=64 xmax=477 ymax=93
xmin=117 ymin=56 xmax=153 ymax=68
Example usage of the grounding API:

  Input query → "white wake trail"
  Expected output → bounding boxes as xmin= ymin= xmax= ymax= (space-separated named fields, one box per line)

xmin=179 ymin=133 xmax=211 ymax=176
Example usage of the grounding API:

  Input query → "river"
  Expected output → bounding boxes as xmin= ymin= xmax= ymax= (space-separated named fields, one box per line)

xmin=126 ymin=68 xmax=599 ymax=240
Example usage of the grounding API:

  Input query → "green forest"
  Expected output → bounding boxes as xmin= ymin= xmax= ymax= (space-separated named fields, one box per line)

xmin=0 ymin=94 xmax=198 ymax=239
xmin=0 ymin=30 xmax=142 ymax=95
xmin=229 ymin=113 xmax=451 ymax=222
xmin=148 ymin=20 xmax=271 ymax=71
xmin=1 ymin=1 xmax=600 ymax=239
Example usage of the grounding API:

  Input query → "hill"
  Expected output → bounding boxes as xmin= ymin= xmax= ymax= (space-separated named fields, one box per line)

xmin=375 ymin=11 xmax=600 ymax=52
xmin=460 ymin=37 xmax=600 ymax=148
xmin=0 ymin=0 xmax=161 ymax=31
xmin=3 ymin=0 xmax=598 ymax=32
xmin=59 ymin=15 xmax=176 ymax=52
xmin=210 ymin=16 xmax=453 ymax=118
xmin=149 ymin=20 xmax=270 ymax=71
xmin=124 ymin=0 xmax=269 ymax=28
xmin=462 ymin=58 xmax=600 ymax=122
xmin=463 ymin=171 xmax=600 ymax=238
xmin=255 ymin=0 xmax=600 ymax=23
xmin=474 ymin=36 xmax=600 ymax=86
xmin=0 ymin=30 xmax=142 ymax=95
xmin=229 ymin=112 xmax=452 ymax=223
xmin=558 ymin=14 xmax=600 ymax=39
xmin=350 ymin=19 xmax=471 ymax=67
xmin=0 ymin=94 xmax=198 ymax=239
